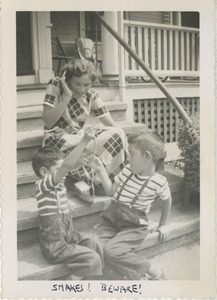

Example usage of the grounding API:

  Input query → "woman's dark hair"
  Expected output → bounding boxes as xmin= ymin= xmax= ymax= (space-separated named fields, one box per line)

xmin=61 ymin=59 xmax=101 ymax=83
xmin=32 ymin=146 xmax=62 ymax=177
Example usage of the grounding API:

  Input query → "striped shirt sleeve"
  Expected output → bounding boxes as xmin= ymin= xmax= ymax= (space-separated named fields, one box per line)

xmin=113 ymin=164 xmax=131 ymax=185
xmin=90 ymin=89 xmax=109 ymax=118
xmin=36 ymin=172 xmax=57 ymax=195
xmin=155 ymin=175 xmax=171 ymax=201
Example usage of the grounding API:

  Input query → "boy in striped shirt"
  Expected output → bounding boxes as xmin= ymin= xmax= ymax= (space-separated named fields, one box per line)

xmin=94 ymin=130 xmax=172 ymax=280
xmin=32 ymin=127 xmax=103 ymax=280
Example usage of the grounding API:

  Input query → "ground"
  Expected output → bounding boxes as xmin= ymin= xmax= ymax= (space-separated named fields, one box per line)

xmin=149 ymin=241 xmax=200 ymax=280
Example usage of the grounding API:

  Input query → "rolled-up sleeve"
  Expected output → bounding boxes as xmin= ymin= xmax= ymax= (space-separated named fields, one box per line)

xmin=90 ymin=89 xmax=109 ymax=118
xmin=43 ymin=78 xmax=62 ymax=108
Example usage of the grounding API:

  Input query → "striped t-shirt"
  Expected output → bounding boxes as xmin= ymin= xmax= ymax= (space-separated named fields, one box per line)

xmin=113 ymin=165 xmax=171 ymax=214
xmin=35 ymin=171 xmax=69 ymax=217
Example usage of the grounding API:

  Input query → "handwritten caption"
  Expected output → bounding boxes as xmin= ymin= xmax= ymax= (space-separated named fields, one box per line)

xmin=51 ymin=282 xmax=142 ymax=294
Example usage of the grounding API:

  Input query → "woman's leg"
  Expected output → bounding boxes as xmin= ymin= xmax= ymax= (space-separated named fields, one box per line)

xmin=69 ymin=127 xmax=128 ymax=183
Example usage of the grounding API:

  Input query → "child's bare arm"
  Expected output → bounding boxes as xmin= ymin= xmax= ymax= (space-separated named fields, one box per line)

xmin=152 ymin=196 xmax=172 ymax=242
xmin=54 ymin=127 xmax=95 ymax=184
xmin=43 ymin=71 xmax=73 ymax=129
xmin=94 ymin=156 xmax=118 ymax=196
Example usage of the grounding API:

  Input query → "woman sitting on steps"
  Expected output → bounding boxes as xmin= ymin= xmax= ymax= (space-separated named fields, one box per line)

xmin=42 ymin=59 xmax=127 ymax=192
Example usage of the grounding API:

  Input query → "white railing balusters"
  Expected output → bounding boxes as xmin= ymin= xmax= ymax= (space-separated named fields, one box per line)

xmin=144 ymin=27 xmax=149 ymax=67
xmin=186 ymin=31 xmax=190 ymax=71
xmin=137 ymin=26 xmax=143 ymax=69
xmin=150 ymin=28 xmax=156 ymax=70
xmin=124 ymin=25 xmax=129 ymax=70
xmin=174 ymin=30 xmax=179 ymax=70
xmin=130 ymin=26 xmax=136 ymax=70
xmin=156 ymin=29 xmax=162 ymax=70
xmin=180 ymin=31 xmax=185 ymax=71
xmin=123 ymin=20 xmax=199 ymax=78
xmin=163 ymin=29 xmax=168 ymax=71
xmin=169 ymin=30 xmax=173 ymax=70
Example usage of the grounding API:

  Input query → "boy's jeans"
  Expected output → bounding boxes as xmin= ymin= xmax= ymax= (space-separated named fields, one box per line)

xmin=39 ymin=212 xmax=103 ymax=279
xmin=96 ymin=219 xmax=151 ymax=280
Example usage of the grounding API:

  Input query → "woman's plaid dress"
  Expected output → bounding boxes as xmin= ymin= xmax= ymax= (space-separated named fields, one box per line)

xmin=43 ymin=77 xmax=127 ymax=183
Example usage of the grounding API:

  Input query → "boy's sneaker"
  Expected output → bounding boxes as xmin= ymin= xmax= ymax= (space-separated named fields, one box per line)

xmin=150 ymin=270 xmax=167 ymax=280
xmin=141 ymin=270 xmax=167 ymax=280
xmin=140 ymin=273 xmax=151 ymax=280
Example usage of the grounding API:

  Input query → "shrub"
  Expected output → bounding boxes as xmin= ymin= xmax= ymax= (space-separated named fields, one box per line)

xmin=177 ymin=113 xmax=200 ymax=193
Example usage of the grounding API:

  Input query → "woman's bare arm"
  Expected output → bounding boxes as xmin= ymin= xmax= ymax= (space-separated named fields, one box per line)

xmin=99 ymin=113 xmax=117 ymax=127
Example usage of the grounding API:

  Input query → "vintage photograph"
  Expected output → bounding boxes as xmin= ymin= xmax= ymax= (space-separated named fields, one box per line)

xmin=1 ymin=1 xmax=216 ymax=298
xmin=17 ymin=11 xmax=200 ymax=281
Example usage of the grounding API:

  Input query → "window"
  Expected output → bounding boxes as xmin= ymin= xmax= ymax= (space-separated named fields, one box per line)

xmin=16 ymin=12 xmax=34 ymax=76
xmin=85 ymin=12 xmax=101 ymax=42
xmin=181 ymin=12 xmax=199 ymax=28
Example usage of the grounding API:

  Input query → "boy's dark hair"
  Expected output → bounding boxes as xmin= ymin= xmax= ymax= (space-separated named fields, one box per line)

xmin=128 ymin=129 xmax=165 ymax=168
xmin=32 ymin=146 xmax=62 ymax=177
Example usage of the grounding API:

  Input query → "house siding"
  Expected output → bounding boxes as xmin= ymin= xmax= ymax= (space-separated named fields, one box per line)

xmin=124 ymin=11 xmax=171 ymax=24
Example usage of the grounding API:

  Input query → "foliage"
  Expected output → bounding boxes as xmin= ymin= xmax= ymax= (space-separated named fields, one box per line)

xmin=164 ymin=160 xmax=184 ymax=177
xmin=177 ymin=113 xmax=200 ymax=193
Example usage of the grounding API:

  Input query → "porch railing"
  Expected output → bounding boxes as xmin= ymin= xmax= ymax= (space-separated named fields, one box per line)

xmin=123 ymin=20 xmax=200 ymax=77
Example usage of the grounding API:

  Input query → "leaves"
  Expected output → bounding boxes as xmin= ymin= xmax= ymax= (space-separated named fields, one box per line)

xmin=177 ymin=113 xmax=200 ymax=193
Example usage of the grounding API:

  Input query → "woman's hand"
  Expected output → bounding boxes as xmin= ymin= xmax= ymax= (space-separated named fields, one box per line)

xmin=83 ymin=126 xmax=95 ymax=142
xmin=61 ymin=71 xmax=73 ymax=100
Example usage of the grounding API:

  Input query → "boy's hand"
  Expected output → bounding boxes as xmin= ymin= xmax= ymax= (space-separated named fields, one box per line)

xmin=61 ymin=71 xmax=73 ymax=99
xmin=83 ymin=126 xmax=95 ymax=142
xmin=152 ymin=225 xmax=168 ymax=242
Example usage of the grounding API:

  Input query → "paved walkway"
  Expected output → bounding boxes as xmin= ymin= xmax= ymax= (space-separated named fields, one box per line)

xmin=149 ymin=241 xmax=200 ymax=280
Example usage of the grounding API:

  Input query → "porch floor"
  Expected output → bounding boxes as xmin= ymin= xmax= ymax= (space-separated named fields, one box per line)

xmin=17 ymin=77 xmax=199 ymax=91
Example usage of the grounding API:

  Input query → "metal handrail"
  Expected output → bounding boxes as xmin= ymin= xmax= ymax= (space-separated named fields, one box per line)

xmin=94 ymin=12 xmax=192 ymax=126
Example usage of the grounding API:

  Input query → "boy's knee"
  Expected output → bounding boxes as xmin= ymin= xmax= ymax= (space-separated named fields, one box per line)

xmin=104 ymin=243 xmax=120 ymax=262
xmin=86 ymin=251 xmax=102 ymax=274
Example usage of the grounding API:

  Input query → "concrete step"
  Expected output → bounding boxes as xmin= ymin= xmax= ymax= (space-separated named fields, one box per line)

xmin=18 ymin=204 xmax=199 ymax=280
xmin=17 ymin=171 xmax=185 ymax=244
xmin=17 ymin=84 xmax=120 ymax=107
xmin=17 ymin=193 xmax=111 ymax=246
xmin=17 ymin=121 xmax=146 ymax=162
xmin=17 ymin=106 xmax=44 ymax=132
xmin=17 ymin=143 xmax=184 ymax=197
xmin=17 ymin=101 xmax=127 ymax=132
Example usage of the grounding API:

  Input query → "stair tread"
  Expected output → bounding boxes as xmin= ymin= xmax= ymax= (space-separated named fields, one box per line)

xmin=17 ymin=169 xmax=184 ymax=233
xmin=17 ymin=101 xmax=127 ymax=119
xmin=17 ymin=105 xmax=43 ymax=119
xmin=17 ymin=158 xmax=184 ymax=187
xmin=17 ymin=170 xmax=184 ymax=231
xmin=18 ymin=204 xmax=200 ymax=280
xmin=17 ymin=121 xmax=146 ymax=147
xmin=18 ymin=194 xmax=111 ymax=232
xmin=17 ymin=130 xmax=43 ymax=148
